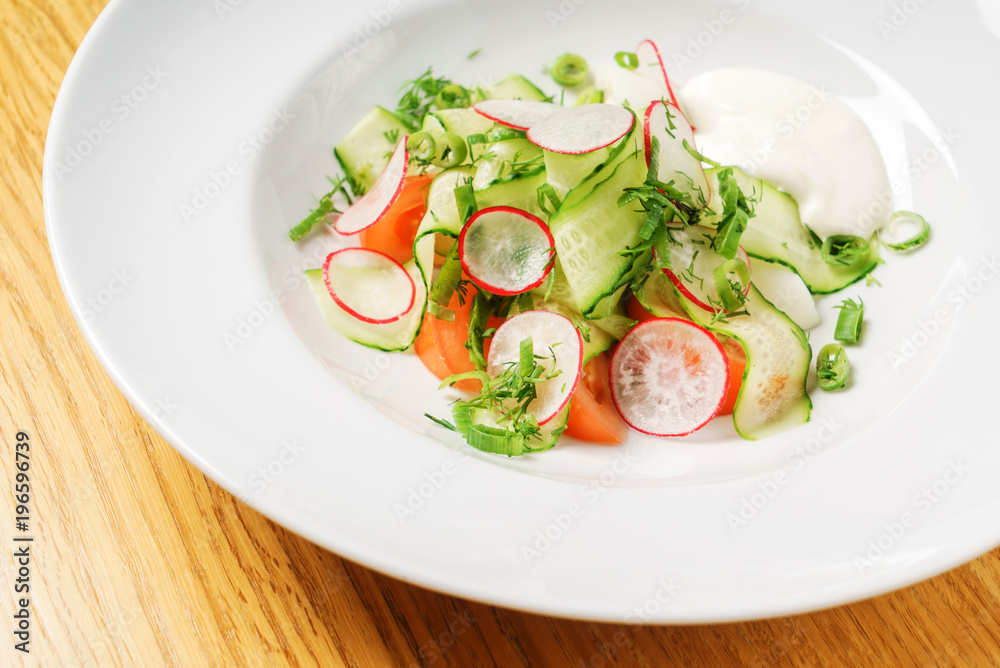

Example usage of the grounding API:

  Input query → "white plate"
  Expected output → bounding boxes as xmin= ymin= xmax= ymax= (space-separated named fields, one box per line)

xmin=45 ymin=0 xmax=1000 ymax=622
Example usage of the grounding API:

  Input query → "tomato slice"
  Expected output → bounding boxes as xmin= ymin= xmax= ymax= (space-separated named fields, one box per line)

xmin=718 ymin=337 xmax=746 ymax=416
xmin=625 ymin=294 xmax=659 ymax=324
xmin=564 ymin=353 xmax=627 ymax=444
xmin=360 ymin=173 xmax=435 ymax=264
xmin=415 ymin=287 xmax=503 ymax=393
xmin=414 ymin=320 xmax=451 ymax=382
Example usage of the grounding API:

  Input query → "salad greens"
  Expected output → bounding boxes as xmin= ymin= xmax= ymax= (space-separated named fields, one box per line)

xmin=291 ymin=41 xmax=931 ymax=455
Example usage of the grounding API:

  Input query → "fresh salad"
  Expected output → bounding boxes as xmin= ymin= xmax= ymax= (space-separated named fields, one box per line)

xmin=289 ymin=40 xmax=931 ymax=456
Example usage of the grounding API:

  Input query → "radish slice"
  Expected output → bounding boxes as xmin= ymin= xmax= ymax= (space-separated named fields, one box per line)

xmin=663 ymin=225 xmax=752 ymax=313
xmin=527 ymin=104 xmax=635 ymax=155
xmin=458 ymin=206 xmax=556 ymax=296
xmin=334 ymin=137 xmax=408 ymax=235
xmin=473 ymin=100 xmax=562 ymax=131
xmin=610 ymin=318 xmax=729 ymax=437
xmin=458 ymin=206 xmax=555 ymax=296
xmin=594 ymin=64 xmax=667 ymax=113
xmin=635 ymin=39 xmax=678 ymax=106
xmin=643 ymin=100 xmax=710 ymax=202
xmin=488 ymin=311 xmax=583 ymax=425
xmin=322 ymin=248 xmax=416 ymax=324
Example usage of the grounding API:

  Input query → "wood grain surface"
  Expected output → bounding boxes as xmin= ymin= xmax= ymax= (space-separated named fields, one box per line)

xmin=2 ymin=1 xmax=1000 ymax=666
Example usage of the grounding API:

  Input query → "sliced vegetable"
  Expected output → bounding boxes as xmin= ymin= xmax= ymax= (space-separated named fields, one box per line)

xmin=564 ymin=353 xmax=628 ymax=444
xmin=881 ymin=211 xmax=931 ymax=252
xmin=664 ymin=225 xmax=752 ymax=314
xmin=643 ymin=270 xmax=812 ymax=440
xmin=334 ymin=106 xmax=410 ymax=195
xmin=527 ymin=104 xmax=635 ymax=155
xmin=834 ymin=297 xmax=864 ymax=343
xmin=305 ymin=259 xmax=426 ymax=353
xmin=610 ymin=318 xmax=730 ymax=437
xmin=635 ymin=39 xmax=678 ymax=106
xmin=334 ymin=138 xmax=408 ymax=235
xmin=473 ymin=99 xmax=562 ymax=131
xmin=594 ymin=63 xmax=666 ymax=114
xmin=701 ymin=167 xmax=880 ymax=294
xmin=323 ymin=248 xmax=416 ymax=324
xmin=643 ymin=99 xmax=709 ymax=202
xmin=360 ymin=173 xmax=435 ymax=263
xmin=821 ymin=235 xmax=870 ymax=267
xmin=487 ymin=311 xmax=584 ymax=424
xmin=458 ymin=206 xmax=555 ymax=296
xmin=748 ymin=260 xmax=821 ymax=331
xmin=550 ymin=53 xmax=590 ymax=87
xmin=718 ymin=338 xmax=747 ymax=416
xmin=816 ymin=344 xmax=850 ymax=391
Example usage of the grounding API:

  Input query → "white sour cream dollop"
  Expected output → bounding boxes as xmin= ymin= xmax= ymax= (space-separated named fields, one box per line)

xmin=681 ymin=68 xmax=891 ymax=240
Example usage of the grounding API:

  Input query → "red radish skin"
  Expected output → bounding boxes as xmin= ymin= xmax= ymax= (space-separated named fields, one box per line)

xmin=487 ymin=311 xmax=583 ymax=425
xmin=665 ymin=250 xmax=753 ymax=314
xmin=334 ymin=137 xmax=408 ymax=235
xmin=610 ymin=318 xmax=730 ymax=437
xmin=322 ymin=248 xmax=416 ymax=325
xmin=636 ymin=39 xmax=678 ymax=107
xmin=642 ymin=100 xmax=712 ymax=202
xmin=458 ymin=206 xmax=555 ymax=296
xmin=527 ymin=105 xmax=635 ymax=155
xmin=472 ymin=100 xmax=562 ymax=131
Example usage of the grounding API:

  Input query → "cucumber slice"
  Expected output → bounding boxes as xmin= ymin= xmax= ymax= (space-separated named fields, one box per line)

xmin=412 ymin=166 xmax=477 ymax=286
xmin=334 ymin=106 xmax=409 ymax=196
xmin=427 ymin=108 xmax=496 ymax=140
xmin=487 ymin=74 xmax=550 ymax=102
xmin=544 ymin=149 xmax=608 ymax=200
xmin=549 ymin=143 xmax=648 ymax=317
xmin=473 ymin=138 xmax=543 ymax=191
xmin=643 ymin=270 xmax=812 ymax=440
xmin=701 ymin=167 xmax=879 ymax=294
xmin=476 ymin=169 xmax=549 ymax=220
xmin=306 ymin=260 xmax=426 ymax=352
xmin=525 ymin=262 xmax=616 ymax=364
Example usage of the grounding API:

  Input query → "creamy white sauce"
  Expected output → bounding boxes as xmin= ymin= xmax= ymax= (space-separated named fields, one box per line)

xmin=680 ymin=68 xmax=892 ymax=240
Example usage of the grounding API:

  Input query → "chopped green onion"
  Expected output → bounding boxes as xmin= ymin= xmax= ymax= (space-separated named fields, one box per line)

xmin=574 ymin=86 xmax=604 ymax=105
xmin=518 ymin=337 xmax=534 ymax=378
xmin=712 ymin=168 xmax=753 ymax=260
xmin=427 ymin=300 xmax=456 ymax=322
xmin=550 ymin=53 xmax=589 ymax=87
xmin=466 ymin=127 xmax=527 ymax=146
xmin=713 ymin=259 xmax=752 ymax=313
xmin=834 ymin=297 xmax=864 ymax=343
xmin=466 ymin=424 xmax=524 ymax=456
xmin=434 ymin=131 xmax=468 ymax=168
xmin=454 ymin=182 xmax=478 ymax=224
xmin=466 ymin=291 xmax=493 ymax=370
xmin=425 ymin=414 xmax=457 ymax=431
xmin=434 ymin=83 xmax=471 ymax=109
xmin=429 ymin=245 xmax=463 ymax=318
xmin=821 ymin=235 xmax=870 ymax=267
xmin=816 ymin=344 xmax=850 ymax=391
xmin=467 ymin=48 xmax=482 ymax=60
xmin=682 ymin=139 xmax=721 ymax=168
xmin=615 ymin=51 xmax=639 ymax=69
xmin=451 ymin=403 xmax=473 ymax=434
xmin=407 ymin=132 xmax=436 ymax=162
xmin=881 ymin=211 xmax=931 ymax=252
xmin=639 ymin=202 xmax=664 ymax=240
xmin=537 ymin=183 xmax=562 ymax=217
xmin=287 ymin=174 xmax=350 ymax=241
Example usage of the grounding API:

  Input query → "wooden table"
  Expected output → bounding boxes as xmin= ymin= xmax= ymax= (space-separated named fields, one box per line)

xmin=2 ymin=1 xmax=1000 ymax=665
